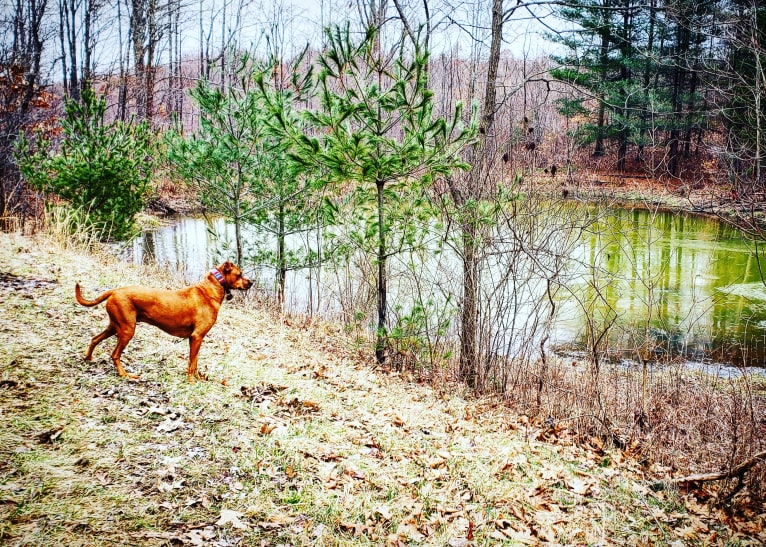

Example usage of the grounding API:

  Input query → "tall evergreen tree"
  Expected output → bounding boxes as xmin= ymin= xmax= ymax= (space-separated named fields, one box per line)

xmin=660 ymin=0 xmax=713 ymax=177
xmin=550 ymin=0 xmax=715 ymax=175
xmin=551 ymin=0 xmax=640 ymax=169
xmin=720 ymin=0 xmax=766 ymax=188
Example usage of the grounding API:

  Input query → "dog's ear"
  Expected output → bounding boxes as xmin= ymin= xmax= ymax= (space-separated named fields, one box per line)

xmin=222 ymin=261 xmax=233 ymax=274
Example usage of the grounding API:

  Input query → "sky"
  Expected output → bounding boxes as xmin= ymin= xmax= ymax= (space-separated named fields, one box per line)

xmin=174 ymin=0 xmax=558 ymax=64
xmin=37 ymin=0 xmax=560 ymax=83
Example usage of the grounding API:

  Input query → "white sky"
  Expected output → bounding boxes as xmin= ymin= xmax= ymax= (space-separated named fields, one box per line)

xmin=40 ymin=0 xmax=559 ymax=82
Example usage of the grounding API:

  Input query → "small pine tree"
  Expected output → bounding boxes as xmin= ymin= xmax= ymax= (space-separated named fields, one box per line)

xmin=168 ymin=56 xmax=322 ymax=306
xmin=17 ymin=85 xmax=154 ymax=241
xmin=262 ymin=24 xmax=473 ymax=364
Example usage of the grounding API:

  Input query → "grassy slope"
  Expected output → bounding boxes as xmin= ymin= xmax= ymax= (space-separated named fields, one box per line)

xmin=0 ymin=231 xmax=762 ymax=546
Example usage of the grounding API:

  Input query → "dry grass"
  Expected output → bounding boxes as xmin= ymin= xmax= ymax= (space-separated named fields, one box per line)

xmin=1 ymin=231 xmax=764 ymax=545
xmin=491 ymin=355 xmax=766 ymax=493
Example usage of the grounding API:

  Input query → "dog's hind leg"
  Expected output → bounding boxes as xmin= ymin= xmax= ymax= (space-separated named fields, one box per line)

xmin=85 ymin=324 xmax=116 ymax=361
xmin=111 ymin=325 xmax=139 ymax=380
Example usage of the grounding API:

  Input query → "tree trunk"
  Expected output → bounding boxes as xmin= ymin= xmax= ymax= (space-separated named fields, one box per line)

xmin=234 ymin=214 xmax=242 ymax=267
xmin=459 ymin=223 xmax=479 ymax=387
xmin=375 ymin=179 xmax=387 ymax=365
xmin=82 ymin=0 xmax=92 ymax=90
xmin=117 ymin=0 xmax=128 ymax=120
xmin=145 ymin=0 xmax=157 ymax=120
xmin=61 ymin=0 xmax=79 ymax=100
xmin=637 ymin=0 xmax=656 ymax=162
xmin=131 ymin=0 xmax=147 ymax=118
xmin=456 ymin=0 xmax=504 ymax=387
xmin=668 ymin=26 xmax=689 ymax=178
xmin=595 ymin=21 xmax=611 ymax=157
xmin=616 ymin=0 xmax=631 ymax=172
xmin=277 ymin=202 xmax=286 ymax=310
xmin=682 ymin=68 xmax=698 ymax=158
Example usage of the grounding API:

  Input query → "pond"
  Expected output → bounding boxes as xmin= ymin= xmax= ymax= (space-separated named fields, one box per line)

xmin=557 ymin=208 xmax=766 ymax=368
xmin=122 ymin=207 xmax=766 ymax=369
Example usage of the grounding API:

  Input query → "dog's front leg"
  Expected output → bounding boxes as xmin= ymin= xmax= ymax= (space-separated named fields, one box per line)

xmin=187 ymin=334 xmax=208 ymax=383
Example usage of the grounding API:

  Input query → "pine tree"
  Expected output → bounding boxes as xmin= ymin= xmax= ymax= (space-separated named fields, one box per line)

xmin=17 ymin=85 xmax=154 ymax=240
xmin=550 ymin=0 xmax=637 ymax=163
xmin=168 ymin=55 xmax=319 ymax=305
xmin=720 ymin=0 xmax=766 ymax=188
xmin=550 ymin=0 xmax=716 ymax=176
xmin=264 ymin=24 xmax=472 ymax=365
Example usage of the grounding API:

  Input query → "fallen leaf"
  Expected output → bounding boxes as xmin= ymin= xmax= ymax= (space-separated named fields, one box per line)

xmin=398 ymin=522 xmax=426 ymax=542
xmin=187 ymin=527 xmax=216 ymax=546
xmin=156 ymin=418 xmax=183 ymax=433
xmin=216 ymin=508 xmax=249 ymax=530
xmin=339 ymin=521 xmax=370 ymax=536
xmin=375 ymin=504 xmax=393 ymax=521
xmin=37 ymin=426 xmax=64 ymax=444
xmin=302 ymin=400 xmax=321 ymax=411
xmin=565 ymin=477 xmax=592 ymax=496
xmin=675 ymin=525 xmax=700 ymax=540
xmin=258 ymin=514 xmax=296 ymax=529
xmin=146 ymin=405 xmax=168 ymax=416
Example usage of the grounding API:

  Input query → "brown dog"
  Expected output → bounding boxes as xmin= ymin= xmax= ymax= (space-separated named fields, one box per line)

xmin=75 ymin=262 xmax=252 ymax=382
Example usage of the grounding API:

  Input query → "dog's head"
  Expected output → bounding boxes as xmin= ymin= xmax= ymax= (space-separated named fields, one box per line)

xmin=216 ymin=261 xmax=253 ymax=299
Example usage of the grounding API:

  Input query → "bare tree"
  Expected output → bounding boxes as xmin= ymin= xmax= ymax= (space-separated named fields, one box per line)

xmin=1 ymin=0 xmax=51 ymax=228
xmin=442 ymin=0 xmax=505 ymax=387
xmin=58 ymin=0 xmax=106 ymax=100
xmin=130 ymin=0 xmax=162 ymax=120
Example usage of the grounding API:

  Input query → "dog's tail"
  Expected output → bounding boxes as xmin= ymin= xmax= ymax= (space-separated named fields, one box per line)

xmin=75 ymin=283 xmax=113 ymax=307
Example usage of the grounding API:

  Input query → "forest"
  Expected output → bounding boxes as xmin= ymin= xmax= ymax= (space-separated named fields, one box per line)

xmin=4 ymin=0 xmax=766 ymax=534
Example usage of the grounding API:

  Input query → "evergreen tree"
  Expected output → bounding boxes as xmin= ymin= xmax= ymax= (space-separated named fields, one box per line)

xmin=550 ymin=0 xmax=637 ymax=164
xmin=720 ymin=0 xmax=766 ymax=188
xmin=166 ymin=65 xmax=262 ymax=265
xmin=17 ymin=85 xmax=154 ymax=240
xmin=550 ymin=0 xmax=715 ymax=175
xmin=660 ymin=0 xmax=713 ymax=177
xmin=168 ymin=56 xmax=319 ymax=303
xmin=263 ymin=24 xmax=473 ymax=365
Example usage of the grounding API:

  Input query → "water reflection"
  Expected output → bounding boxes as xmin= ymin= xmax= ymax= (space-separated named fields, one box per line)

xmin=558 ymin=209 xmax=766 ymax=366
xmin=124 ymin=208 xmax=766 ymax=367
xmin=125 ymin=216 xmax=250 ymax=281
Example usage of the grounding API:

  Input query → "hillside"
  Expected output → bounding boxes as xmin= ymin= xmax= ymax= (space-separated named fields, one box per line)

xmin=0 ymin=231 xmax=763 ymax=545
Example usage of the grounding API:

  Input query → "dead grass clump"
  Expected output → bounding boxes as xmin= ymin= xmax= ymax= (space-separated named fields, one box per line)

xmin=487 ymin=355 xmax=766 ymax=508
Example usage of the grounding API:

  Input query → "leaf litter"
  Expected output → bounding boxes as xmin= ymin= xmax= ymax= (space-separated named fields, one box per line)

xmin=0 ymin=231 xmax=764 ymax=545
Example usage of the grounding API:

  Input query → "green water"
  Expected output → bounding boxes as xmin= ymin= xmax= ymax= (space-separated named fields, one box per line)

xmin=558 ymin=208 xmax=766 ymax=366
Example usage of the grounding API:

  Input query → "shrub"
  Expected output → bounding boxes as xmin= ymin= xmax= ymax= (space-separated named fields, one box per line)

xmin=16 ymin=85 xmax=154 ymax=241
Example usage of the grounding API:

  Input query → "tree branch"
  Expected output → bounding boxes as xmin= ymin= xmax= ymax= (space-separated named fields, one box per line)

xmin=670 ymin=450 xmax=766 ymax=484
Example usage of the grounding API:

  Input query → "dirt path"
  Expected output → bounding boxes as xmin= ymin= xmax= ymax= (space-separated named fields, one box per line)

xmin=0 ymin=232 xmax=762 ymax=545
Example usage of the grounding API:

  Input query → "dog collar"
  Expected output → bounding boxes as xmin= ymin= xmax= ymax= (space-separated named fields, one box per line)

xmin=211 ymin=268 xmax=226 ymax=287
xmin=211 ymin=268 xmax=233 ymax=301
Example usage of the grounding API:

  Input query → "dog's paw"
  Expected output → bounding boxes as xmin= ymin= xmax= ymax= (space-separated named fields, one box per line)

xmin=188 ymin=372 xmax=208 ymax=383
